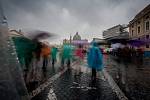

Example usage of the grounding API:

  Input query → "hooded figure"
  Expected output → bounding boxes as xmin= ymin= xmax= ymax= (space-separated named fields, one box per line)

xmin=87 ymin=41 xmax=103 ymax=80
xmin=61 ymin=44 xmax=73 ymax=67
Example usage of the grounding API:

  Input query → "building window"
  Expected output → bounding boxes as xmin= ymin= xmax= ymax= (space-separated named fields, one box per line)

xmin=138 ymin=38 xmax=140 ymax=40
xmin=138 ymin=21 xmax=141 ymax=24
xmin=138 ymin=26 xmax=140 ymax=33
xmin=146 ymin=44 xmax=149 ymax=48
xmin=146 ymin=35 xmax=149 ymax=39
xmin=131 ymin=30 xmax=134 ymax=36
xmin=132 ymin=25 xmax=134 ymax=28
xmin=145 ymin=21 xmax=149 ymax=31
xmin=146 ymin=16 xmax=149 ymax=19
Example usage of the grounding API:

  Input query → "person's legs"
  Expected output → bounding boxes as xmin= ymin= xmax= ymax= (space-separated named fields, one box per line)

xmin=45 ymin=57 xmax=48 ymax=67
xmin=42 ymin=57 xmax=46 ymax=69
xmin=42 ymin=58 xmax=45 ymax=68
xmin=78 ymin=58 xmax=82 ymax=74
xmin=61 ymin=58 xmax=64 ymax=67
xmin=52 ymin=58 xmax=55 ymax=66
xmin=25 ymin=58 xmax=30 ymax=71
xmin=92 ymin=68 xmax=96 ymax=80
xmin=75 ymin=58 xmax=80 ymax=75
xmin=67 ymin=59 xmax=71 ymax=68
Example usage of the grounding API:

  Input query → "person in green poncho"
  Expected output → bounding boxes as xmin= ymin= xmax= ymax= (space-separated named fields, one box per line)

xmin=61 ymin=44 xmax=73 ymax=68
xmin=51 ymin=46 xmax=58 ymax=66
xmin=12 ymin=36 xmax=36 ymax=71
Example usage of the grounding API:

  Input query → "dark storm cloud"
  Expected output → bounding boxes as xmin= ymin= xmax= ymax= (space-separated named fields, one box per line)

xmin=1 ymin=0 xmax=150 ymax=43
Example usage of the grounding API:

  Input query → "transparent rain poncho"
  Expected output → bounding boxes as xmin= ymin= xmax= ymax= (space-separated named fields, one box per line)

xmin=87 ymin=42 xmax=103 ymax=71
xmin=51 ymin=47 xmax=58 ymax=61
xmin=61 ymin=44 xmax=73 ymax=60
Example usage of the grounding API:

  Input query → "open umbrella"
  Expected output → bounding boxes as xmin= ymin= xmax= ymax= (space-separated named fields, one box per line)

xmin=128 ymin=40 xmax=146 ymax=47
xmin=23 ymin=30 xmax=54 ymax=40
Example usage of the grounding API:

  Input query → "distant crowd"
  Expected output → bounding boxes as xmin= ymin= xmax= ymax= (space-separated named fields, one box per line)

xmin=110 ymin=46 xmax=144 ymax=64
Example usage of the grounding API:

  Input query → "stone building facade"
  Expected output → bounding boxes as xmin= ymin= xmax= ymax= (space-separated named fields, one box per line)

xmin=128 ymin=4 xmax=150 ymax=51
xmin=103 ymin=24 xmax=129 ymax=43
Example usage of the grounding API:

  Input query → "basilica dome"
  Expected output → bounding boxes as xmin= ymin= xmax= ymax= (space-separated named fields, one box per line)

xmin=73 ymin=32 xmax=81 ymax=40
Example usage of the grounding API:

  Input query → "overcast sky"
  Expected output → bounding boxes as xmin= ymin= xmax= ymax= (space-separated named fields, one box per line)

xmin=1 ymin=0 xmax=150 ymax=44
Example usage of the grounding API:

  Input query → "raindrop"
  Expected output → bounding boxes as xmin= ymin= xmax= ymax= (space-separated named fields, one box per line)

xmin=16 ymin=57 xmax=18 ymax=60
xmin=11 ymin=52 xmax=15 ymax=55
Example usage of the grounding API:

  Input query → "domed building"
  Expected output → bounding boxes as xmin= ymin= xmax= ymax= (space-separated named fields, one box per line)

xmin=73 ymin=32 xmax=81 ymax=40
xmin=71 ymin=32 xmax=89 ymax=48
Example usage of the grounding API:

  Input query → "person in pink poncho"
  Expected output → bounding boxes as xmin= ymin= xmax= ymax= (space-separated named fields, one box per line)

xmin=74 ymin=45 xmax=84 ymax=75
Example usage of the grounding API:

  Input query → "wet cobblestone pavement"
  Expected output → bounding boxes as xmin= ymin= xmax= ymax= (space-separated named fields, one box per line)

xmin=24 ymin=58 xmax=64 ymax=92
xmin=104 ymin=54 xmax=150 ymax=100
xmin=32 ymin=66 xmax=119 ymax=100
xmin=53 ymin=70 xmax=119 ymax=100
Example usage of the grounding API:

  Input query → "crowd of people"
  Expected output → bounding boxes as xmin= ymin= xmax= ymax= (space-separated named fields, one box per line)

xmin=11 ymin=34 xmax=106 ymax=93
xmin=13 ymin=38 xmax=104 ymax=82
xmin=60 ymin=42 xmax=103 ymax=80
xmin=110 ymin=46 xmax=144 ymax=64
xmin=14 ymin=36 xmax=146 ymax=84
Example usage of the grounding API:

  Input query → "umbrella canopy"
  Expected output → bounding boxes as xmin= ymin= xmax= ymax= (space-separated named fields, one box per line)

xmin=143 ymin=38 xmax=150 ymax=43
xmin=111 ymin=43 xmax=122 ymax=49
xmin=23 ymin=30 xmax=54 ymax=40
xmin=128 ymin=40 xmax=146 ymax=47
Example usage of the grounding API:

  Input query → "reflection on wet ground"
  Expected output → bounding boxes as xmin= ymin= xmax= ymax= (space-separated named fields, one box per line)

xmin=32 ymin=69 xmax=119 ymax=100
xmin=24 ymin=60 xmax=62 ymax=92
xmin=24 ymin=54 xmax=150 ymax=100
xmin=104 ymin=54 xmax=150 ymax=100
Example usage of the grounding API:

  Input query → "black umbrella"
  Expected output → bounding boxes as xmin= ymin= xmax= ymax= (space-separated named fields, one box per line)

xmin=23 ymin=30 xmax=54 ymax=40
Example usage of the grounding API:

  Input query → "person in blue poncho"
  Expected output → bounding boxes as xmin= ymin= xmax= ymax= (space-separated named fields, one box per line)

xmin=87 ymin=41 xmax=103 ymax=80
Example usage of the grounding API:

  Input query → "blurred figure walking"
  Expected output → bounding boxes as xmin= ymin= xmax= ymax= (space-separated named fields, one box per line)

xmin=33 ymin=40 xmax=42 ymax=67
xmin=122 ymin=45 xmax=131 ymax=66
xmin=74 ymin=45 xmax=84 ymax=75
xmin=61 ymin=44 xmax=73 ymax=68
xmin=51 ymin=46 xmax=58 ymax=66
xmin=41 ymin=43 xmax=51 ymax=70
xmin=137 ymin=48 xmax=144 ymax=65
xmin=87 ymin=41 xmax=103 ymax=80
